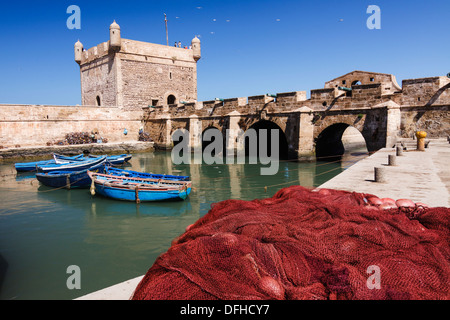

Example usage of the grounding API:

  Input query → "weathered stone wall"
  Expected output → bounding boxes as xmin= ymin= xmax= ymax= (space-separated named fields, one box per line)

xmin=401 ymin=77 xmax=450 ymax=106
xmin=400 ymin=106 xmax=450 ymax=138
xmin=80 ymin=54 xmax=117 ymax=107
xmin=120 ymin=59 xmax=196 ymax=110
xmin=324 ymin=70 xmax=402 ymax=95
xmin=0 ymin=104 xmax=143 ymax=148
xmin=79 ymin=39 xmax=199 ymax=111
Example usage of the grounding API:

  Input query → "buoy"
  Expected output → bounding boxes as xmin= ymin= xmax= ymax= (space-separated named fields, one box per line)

xmin=90 ymin=179 xmax=96 ymax=196
xmin=258 ymin=276 xmax=285 ymax=300
xmin=396 ymin=199 xmax=415 ymax=209
xmin=367 ymin=197 xmax=382 ymax=206
xmin=66 ymin=175 xmax=71 ymax=190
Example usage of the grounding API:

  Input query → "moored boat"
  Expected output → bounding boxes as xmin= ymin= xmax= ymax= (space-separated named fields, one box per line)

xmin=15 ymin=159 xmax=55 ymax=172
xmin=104 ymin=166 xmax=190 ymax=181
xmin=35 ymin=161 xmax=105 ymax=189
xmin=37 ymin=156 xmax=107 ymax=173
xmin=88 ymin=171 xmax=191 ymax=202
xmin=15 ymin=154 xmax=84 ymax=172
xmin=54 ymin=153 xmax=132 ymax=165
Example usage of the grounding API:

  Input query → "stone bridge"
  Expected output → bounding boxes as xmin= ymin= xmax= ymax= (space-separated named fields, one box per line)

xmin=143 ymin=71 xmax=450 ymax=160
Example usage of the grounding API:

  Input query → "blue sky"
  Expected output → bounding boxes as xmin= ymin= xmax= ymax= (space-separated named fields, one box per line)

xmin=0 ymin=0 xmax=449 ymax=105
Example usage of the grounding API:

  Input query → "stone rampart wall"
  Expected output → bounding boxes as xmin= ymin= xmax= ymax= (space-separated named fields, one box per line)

xmin=0 ymin=104 xmax=143 ymax=147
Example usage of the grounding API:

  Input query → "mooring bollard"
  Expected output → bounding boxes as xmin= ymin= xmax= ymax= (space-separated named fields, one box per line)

xmin=374 ymin=167 xmax=387 ymax=183
xmin=388 ymin=154 xmax=397 ymax=166
xmin=416 ymin=131 xmax=427 ymax=151
xmin=396 ymin=146 xmax=403 ymax=156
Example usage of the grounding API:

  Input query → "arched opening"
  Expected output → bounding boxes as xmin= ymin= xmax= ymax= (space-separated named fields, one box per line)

xmin=171 ymin=129 xmax=187 ymax=147
xmin=167 ymin=95 xmax=176 ymax=105
xmin=201 ymin=126 xmax=224 ymax=157
xmin=352 ymin=80 xmax=362 ymax=86
xmin=96 ymin=96 xmax=101 ymax=106
xmin=315 ymin=123 xmax=368 ymax=161
xmin=245 ymin=120 xmax=289 ymax=160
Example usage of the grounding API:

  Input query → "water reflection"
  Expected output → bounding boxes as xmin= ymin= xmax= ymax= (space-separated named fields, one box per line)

xmin=0 ymin=149 xmax=367 ymax=299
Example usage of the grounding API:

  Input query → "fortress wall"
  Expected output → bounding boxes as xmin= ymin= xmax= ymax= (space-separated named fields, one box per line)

xmin=120 ymin=58 xmax=197 ymax=110
xmin=0 ymin=105 xmax=143 ymax=148
xmin=402 ymin=77 xmax=450 ymax=107
xmin=400 ymin=105 xmax=450 ymax=138
xmin=80 ymin=55 xmax=117 ymax=107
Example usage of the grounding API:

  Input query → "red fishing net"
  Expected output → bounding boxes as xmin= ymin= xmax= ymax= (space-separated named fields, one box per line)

xmin=131 ymin=186 xmax=450 ymax=300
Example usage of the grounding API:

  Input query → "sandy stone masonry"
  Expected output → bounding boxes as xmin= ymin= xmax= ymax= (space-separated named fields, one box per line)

xmin=75 ymin=21 xmax=200 ymax=110
xmin=0 ymin=22 xmax=449 ymax=157
xmin=145 ymin=70 xmax=450 ymax=160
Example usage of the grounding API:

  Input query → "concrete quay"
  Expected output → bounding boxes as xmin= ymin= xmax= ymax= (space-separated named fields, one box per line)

xmin=319 ymin=138 xmax=450 ymax=207
xmin=75 ymin=139 xmax=450 ymax=300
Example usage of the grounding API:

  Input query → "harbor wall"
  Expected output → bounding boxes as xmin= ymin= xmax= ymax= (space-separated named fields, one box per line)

xmin=0 ymin=104 xmax=144 ymax=148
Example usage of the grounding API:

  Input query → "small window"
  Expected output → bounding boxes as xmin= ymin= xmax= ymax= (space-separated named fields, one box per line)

xmin=352 ymin=80 xmax=362 ymax=86
xmin=96 ymin=96 xmax=101 ymax=106
xmin=418 ymin=97 xmax=421 ymax=102
xmin=167 ymin=95 xmax=176 ymax=105
xmin=322 ymin=101 xmax=327 ymax=107
xmin=370 ymin=77 xmax=375 ymax=82
xmin=169 ymin=72 xmax=172 ymax=80
xmin=152 ymin=99 xmax=159 ymax=107
xmin=342 ymin=80 xmax=346 ymax=85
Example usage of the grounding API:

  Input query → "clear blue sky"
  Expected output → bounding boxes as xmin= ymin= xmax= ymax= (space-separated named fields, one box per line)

xmin=0 ymin=0 xmax=449 ymax=105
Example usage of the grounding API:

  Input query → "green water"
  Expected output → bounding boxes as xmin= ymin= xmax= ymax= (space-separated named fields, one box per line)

xmin=0 ymin=150 xmax=367 ymax=300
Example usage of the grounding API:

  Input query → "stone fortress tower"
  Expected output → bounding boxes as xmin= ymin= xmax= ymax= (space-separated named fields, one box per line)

xmin=74 ymin=21 xmax=201 ymax=110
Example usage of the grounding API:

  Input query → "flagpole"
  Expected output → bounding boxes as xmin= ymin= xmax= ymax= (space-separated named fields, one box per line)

xmin=164 ymin=13 xmax=168 ymax=46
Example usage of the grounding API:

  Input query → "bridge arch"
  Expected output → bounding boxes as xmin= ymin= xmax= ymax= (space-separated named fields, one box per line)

xmin=245 ymin=120 xmax=289 ymax=160
xmin=315 ymin=123 xmax=368 ymax=160
xmin=201 ymin=126 xmax=224 ymax=156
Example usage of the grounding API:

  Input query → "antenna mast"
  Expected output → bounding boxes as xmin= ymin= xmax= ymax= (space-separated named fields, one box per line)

xmin=164 ymin=13 xmax=168 ymax=46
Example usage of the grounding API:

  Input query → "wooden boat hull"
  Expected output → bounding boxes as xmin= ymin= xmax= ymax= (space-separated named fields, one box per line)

xmin=54 ymin=153 xmax=132 ymax=165
xmin=35 ymin=162 xmax=105 ymax=188
xmin=104 ymin=166 xmax=190 ymax=181
xmin=94 ymin=183 xmax=191 ymax=202
xmin=88 ymin=171 xmax=192 ymax=202
xmin=15 ymin=159 xmax=55 ymax=172
xmin=37 ymin=157 xmax=107 ymax=173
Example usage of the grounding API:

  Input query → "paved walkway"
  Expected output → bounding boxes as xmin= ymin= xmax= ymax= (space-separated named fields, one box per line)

xmin=319 ymin=139 xmax=450 ymax=207
xmin=75 ymin=139 xmax=450 ymax=300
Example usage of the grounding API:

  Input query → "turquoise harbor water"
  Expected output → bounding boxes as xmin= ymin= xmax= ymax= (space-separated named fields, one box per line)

xmin=0 ymin=150 xmax=367 ymax=300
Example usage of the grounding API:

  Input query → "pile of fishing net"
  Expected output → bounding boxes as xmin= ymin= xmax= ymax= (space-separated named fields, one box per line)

xmin=132 ymin=186 xmax=450 ymax=300
xmin=138 ymin=131 xmax=153 ymax=142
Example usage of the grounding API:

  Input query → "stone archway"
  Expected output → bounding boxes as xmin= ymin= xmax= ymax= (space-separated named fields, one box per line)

xmin=245 ymin=120 xmax=290 ymax=160
xmin=315 ymin=123 xmax=368 ymax=160
xmin=201 ymin=126 xmax=223 ymax=157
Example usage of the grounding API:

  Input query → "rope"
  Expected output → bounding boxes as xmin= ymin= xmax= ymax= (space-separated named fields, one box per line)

xmin=3 ymin=152 xmax=369 ymax=195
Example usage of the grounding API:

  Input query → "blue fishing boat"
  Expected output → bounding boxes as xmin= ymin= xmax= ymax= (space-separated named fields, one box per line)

xmin=54 ymin=153 xmax=132 ymax=165
xmin=37 ymin=156 xmax=107 ymax=173
xmin=52 ymin=153 xmax=84 ymax=162
xmin=35 ymin=161 xmax=105 ymax=189
xmin=104 ymin=166 xmax=190 ymax=181
xmin=15 ymin=159 xmax=55 ymax=172
xmin=15 ymin=154 xmax=84 ymax=172
xmin=88 ymin=171 xmax=191 ymax=202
